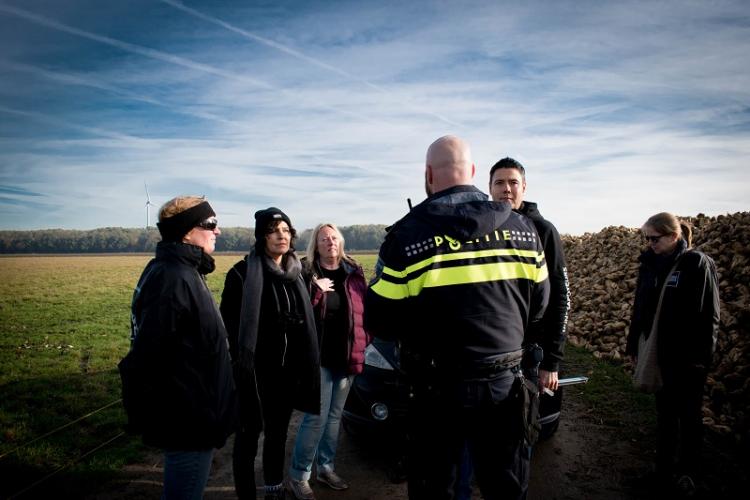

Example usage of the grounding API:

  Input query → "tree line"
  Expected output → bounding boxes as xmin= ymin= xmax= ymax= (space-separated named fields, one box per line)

xmin=0 ymin=225 xmax=388 ymax=254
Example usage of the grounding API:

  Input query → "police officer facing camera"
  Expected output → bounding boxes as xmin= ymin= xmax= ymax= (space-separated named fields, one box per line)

xmin=489 ymin=157 xmax=570 ymax=392
xmin=365 ymin=136 xmax=550 ymax=500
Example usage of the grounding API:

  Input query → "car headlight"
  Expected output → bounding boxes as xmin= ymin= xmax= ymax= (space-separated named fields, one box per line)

xmin=371 ymin=402 xmax=389 ymax=421
xmin=364 ymin=344 xmax=394 ymax=370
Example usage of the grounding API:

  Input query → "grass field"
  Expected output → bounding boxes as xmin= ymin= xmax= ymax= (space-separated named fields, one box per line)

xmin=0 ymin=252 xmax=655 ymax=498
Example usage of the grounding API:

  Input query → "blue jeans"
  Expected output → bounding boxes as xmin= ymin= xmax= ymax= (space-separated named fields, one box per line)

xmin=162 ymin=449 xmax=214 ymax=500
xmin=289 ymin=367 xmax=353 ymax=481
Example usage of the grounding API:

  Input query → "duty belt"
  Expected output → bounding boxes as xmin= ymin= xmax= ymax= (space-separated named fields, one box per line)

xmin=462 ymin=349 xmax=524 ymax=379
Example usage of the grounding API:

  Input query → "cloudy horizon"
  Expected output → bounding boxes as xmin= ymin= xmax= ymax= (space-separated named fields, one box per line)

xmin=1 ymin=0 xmax=748 ymax=235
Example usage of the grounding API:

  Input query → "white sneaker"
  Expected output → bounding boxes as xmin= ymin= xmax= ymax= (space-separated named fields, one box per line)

xmin=317 ymin=469 xmax=349 ymax=490
xmin=286 ymin=477 xmax=315 ymax=500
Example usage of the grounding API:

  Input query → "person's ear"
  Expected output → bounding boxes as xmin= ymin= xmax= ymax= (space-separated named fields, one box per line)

xmin=471 ymin=163 xmax=476 ymax=178
xmin=426 ymin=165 xmax=433 ymax=185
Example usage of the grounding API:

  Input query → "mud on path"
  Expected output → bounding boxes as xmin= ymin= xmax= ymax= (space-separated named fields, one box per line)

xmin=91 ymin=383 xmax=748 ymax=499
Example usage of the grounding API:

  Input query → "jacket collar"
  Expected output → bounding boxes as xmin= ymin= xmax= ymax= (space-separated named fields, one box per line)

xmin=639 ymin=237 xmax=688 ymax=267
xmin=156 ymin=241 xmax=215 ymax=274
xmin=424 ymin=184 xmax=487 ymax=205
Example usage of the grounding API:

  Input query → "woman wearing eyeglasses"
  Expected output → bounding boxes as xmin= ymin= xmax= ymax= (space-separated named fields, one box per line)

xmin=220 ymin=207 xmax=320 ymax=500
xmin=119 ymin=196 xmax=238 ymax=500
xmin=626 ymin=212 xmax=719 ymax=495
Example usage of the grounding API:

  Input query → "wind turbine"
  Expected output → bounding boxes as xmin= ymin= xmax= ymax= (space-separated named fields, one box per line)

xmin=144 ymin=182 xmax=153 ymax=229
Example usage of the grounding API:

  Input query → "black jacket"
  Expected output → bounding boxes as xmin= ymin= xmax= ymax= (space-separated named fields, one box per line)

xmin=119 ymin=242 xmax=238 ymax=450
xmin=516 ymin=201 xmax=569 ymax=371
xmin=626 ymin=239 xmax=720 ymax=378
xmin=365 ymin=185 xmax=549 ymax=376
xmin=220 ymin=251 xmax=320 ymax=425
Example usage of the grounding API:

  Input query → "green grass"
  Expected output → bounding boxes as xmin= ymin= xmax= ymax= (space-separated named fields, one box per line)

xmin=352 ymin=253 xmax=377 ymax=280
xmin=562 ymin=344 xmax=657 ymax=442
xmin=0 ymin=254 xmax=244 ymax=498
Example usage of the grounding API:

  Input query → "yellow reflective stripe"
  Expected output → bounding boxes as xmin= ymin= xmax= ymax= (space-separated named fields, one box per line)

xmin=417 ymin=262 xmax=546 ymax=290
xmin=372 ymin=260 xmax=548 ymax=300
xmin=382 ymin=248 xmax=543 ymax=279
xmin=370 ymin=277 xmax=410 ymax=300
xmin=536 ymin=261 xmax=548 ymax=283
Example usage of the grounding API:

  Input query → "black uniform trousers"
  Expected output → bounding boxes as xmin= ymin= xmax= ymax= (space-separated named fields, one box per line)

xmin=406 ymin=370 xmax=528 ymax=500
xmin=655 ymin=366 xmax=707 ymax=479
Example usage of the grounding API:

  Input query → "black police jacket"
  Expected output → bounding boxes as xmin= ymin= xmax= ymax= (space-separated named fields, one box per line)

xmin=365 ymin=185 xmax=550 ymax=376
xmin=627 ymin=239 xmax=719 ymax=379
xmin=516 ymin=201 xmax=570 ymax=372
xmin=119 ymin=242 xmax=238 ymax=450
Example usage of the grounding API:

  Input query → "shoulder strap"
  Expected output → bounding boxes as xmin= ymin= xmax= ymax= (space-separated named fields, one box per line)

xmin=651 ymin=254 xmax=685 ymax=333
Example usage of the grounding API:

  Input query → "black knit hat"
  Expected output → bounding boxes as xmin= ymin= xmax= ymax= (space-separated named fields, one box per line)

xmin=254 ymin=207 xmax=292 ymax=242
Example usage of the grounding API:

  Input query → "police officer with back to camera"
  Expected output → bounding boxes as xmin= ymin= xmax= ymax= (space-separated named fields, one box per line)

xmin=365 ymin=135 xmax=549 ymax=500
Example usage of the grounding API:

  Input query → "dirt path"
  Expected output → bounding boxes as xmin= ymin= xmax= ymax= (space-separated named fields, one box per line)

xmin=88 ymin=392 xmax=657 ymax=499
xmin=90 ymin=373 xmax=747 ymax=499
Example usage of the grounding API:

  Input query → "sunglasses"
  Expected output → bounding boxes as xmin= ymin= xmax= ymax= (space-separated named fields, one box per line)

xmin=196 ymin=217 xmax=218 ymax=231
xmin=643 ymin=234 xmax=664 ymax=243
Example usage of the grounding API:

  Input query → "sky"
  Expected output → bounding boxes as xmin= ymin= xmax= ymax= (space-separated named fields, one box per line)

xmin=0 ymin=0 xmax=748 ymax=235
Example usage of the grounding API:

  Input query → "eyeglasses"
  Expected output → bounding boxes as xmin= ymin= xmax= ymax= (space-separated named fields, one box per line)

xmin=643 ymin=234 xmax=664 ymax=243
xmin=196 ymin=217 xmax=218 ymax=231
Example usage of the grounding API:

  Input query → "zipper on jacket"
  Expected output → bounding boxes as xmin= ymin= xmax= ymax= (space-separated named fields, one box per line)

xmin=270 ymin=281 xmax=290 ymax=367
xmin=280 ymin=283 xmax=291 ymax=367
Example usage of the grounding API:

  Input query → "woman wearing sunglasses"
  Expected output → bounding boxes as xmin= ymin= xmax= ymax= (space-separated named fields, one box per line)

xmin=120 ymin=196 xmax=238 ymax=500
xmin=626 ymin=212 xmax=720 ymax=495
xmin=220 ymin=207 xmax=320 ymax=500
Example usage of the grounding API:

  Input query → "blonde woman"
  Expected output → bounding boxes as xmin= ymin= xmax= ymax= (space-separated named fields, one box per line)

xmin=120 ymin=196 xmax=238 ymax=500
xmin=287 ymin=223 xmax=371 ymax=500
xmin=626 ymin=212 xmax=719 ymax=495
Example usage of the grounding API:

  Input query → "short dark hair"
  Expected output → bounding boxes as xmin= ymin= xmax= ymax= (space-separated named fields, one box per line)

xmin=255 ymin=218 xmax=297 ymax=252
xmin=489 ymin=157 xmax=526 ymax=182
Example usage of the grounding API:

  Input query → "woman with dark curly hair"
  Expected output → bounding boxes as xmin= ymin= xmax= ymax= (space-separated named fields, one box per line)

xmin=220 ymin=207 xmax=320 ymax=500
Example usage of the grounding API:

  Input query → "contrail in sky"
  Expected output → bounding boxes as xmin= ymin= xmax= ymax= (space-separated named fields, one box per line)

xmin=0 ymin=2 xmax=380 ymax=125
xmin=160 ymin=0 xmax=463 ymax=128
xmin=0 ymin=60 xmax=238 ymax=126
xmin=0 ymin=104 xmax=156 ymax=146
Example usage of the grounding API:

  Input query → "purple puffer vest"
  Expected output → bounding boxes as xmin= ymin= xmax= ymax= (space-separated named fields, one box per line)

xmin=304 ymin=256 xmax=371 ymax=375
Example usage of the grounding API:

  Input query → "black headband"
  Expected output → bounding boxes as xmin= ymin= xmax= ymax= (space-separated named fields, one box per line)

xmin=157 ymin=201 xmax=216 ymax=242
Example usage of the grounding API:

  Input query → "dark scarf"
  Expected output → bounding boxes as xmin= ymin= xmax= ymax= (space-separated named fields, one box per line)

xmin=236 ymin=248 xmax=317 ymax=368
xmin=235 ymin=248 xmax=320 ymax=416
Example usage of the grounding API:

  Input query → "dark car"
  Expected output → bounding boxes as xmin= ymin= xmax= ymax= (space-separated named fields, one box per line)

xmin=343 ymin=338 xmax=573 ymax=479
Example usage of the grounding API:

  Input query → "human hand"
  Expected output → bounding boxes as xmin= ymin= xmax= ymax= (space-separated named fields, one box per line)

xmin=315 ymin=277 xmax=334 ymax=292
xmin=539 ymin=369 xmax=559 ymax=391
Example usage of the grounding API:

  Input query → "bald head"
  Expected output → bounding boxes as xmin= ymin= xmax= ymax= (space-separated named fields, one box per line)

xmin=425 ymin=135 xmax=475 ymax=195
